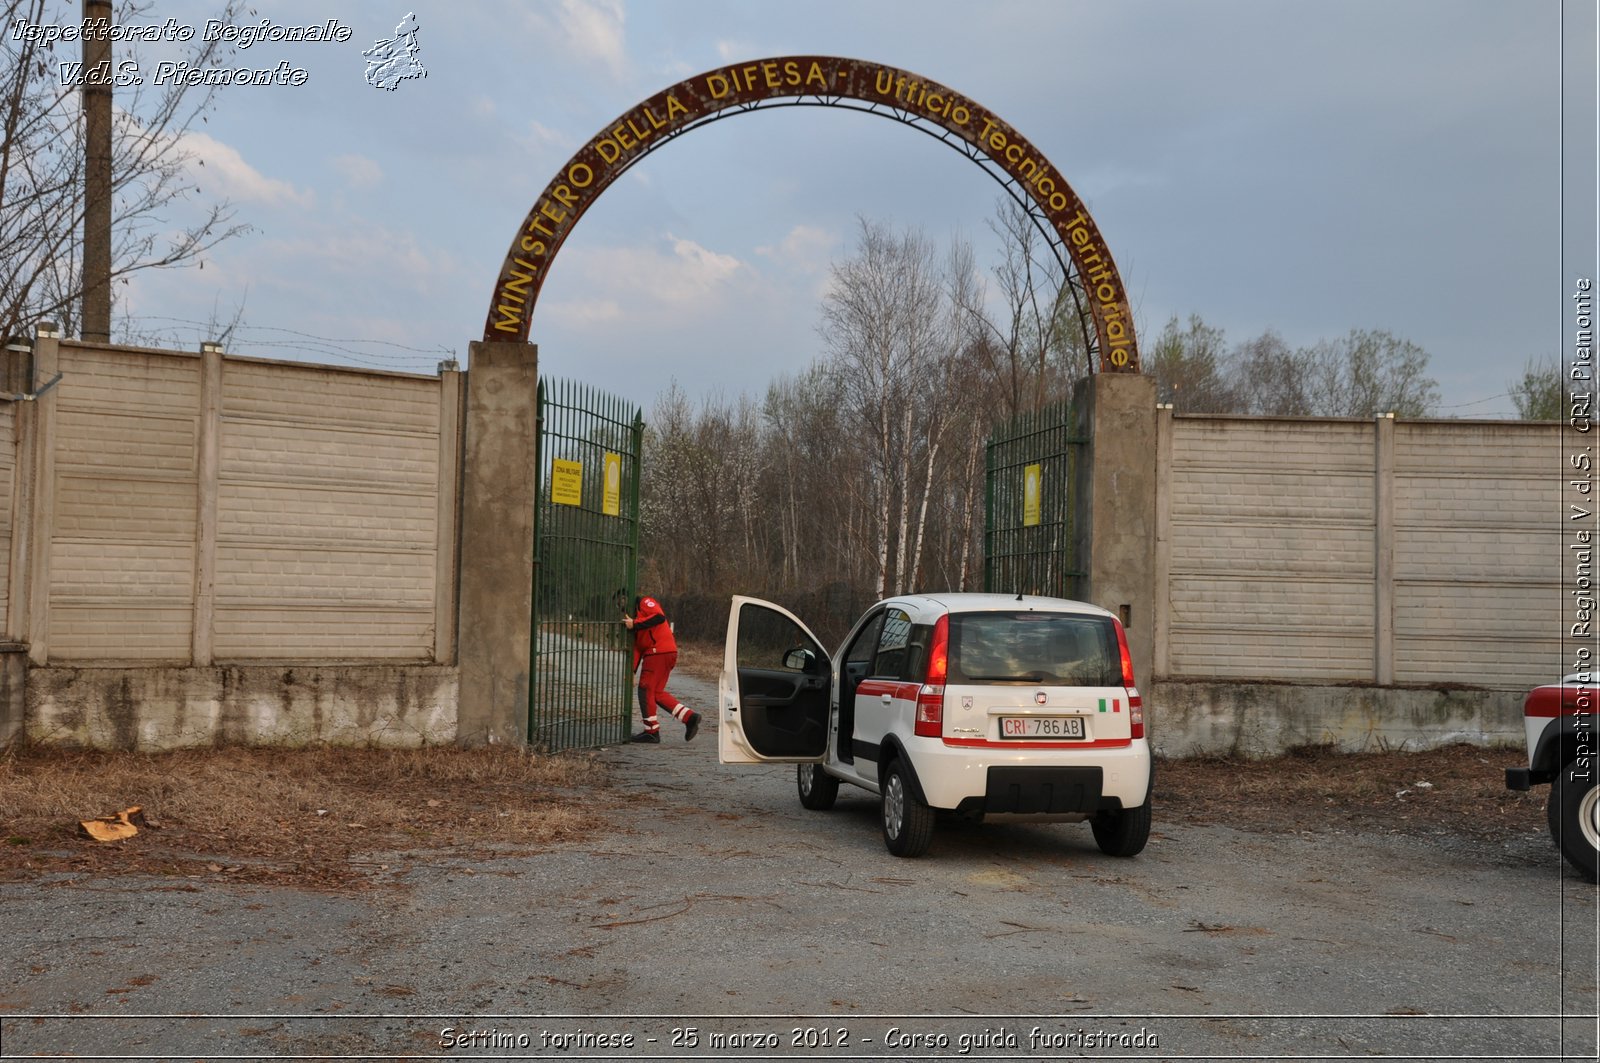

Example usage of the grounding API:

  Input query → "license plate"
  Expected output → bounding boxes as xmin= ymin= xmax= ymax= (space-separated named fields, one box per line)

xmin=998 ymin=716 xmax=1085 ymax=740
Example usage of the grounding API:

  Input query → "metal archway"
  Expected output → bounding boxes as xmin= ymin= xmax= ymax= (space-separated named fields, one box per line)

xmin=484 ymin=55 xmax=1139 ymax=372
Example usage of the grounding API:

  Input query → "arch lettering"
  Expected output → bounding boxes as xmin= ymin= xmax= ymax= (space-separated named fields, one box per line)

xmin=484 ymin=55 xmax=1139 ymax=373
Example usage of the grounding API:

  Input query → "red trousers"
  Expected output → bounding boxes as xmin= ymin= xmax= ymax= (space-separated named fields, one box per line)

xmin=636 ymin=651 xmax=688 ymax=730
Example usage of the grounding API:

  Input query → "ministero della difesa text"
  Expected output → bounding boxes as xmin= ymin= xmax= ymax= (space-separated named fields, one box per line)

xmin=12 ymin=17 xmax=350 ymax=87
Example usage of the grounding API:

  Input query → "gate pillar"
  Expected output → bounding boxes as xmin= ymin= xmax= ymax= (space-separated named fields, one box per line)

xmin=1072 ymin=373 xmax=1158 ymax=689
xmin=458 ymin=341 xmax=539 ymax=745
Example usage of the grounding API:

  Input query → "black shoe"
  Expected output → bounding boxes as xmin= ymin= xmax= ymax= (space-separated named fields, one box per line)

xmin=685 ymin=712 xmax=701 ymax=742
xmin=629 ymin=731 xmax=661 ymax=744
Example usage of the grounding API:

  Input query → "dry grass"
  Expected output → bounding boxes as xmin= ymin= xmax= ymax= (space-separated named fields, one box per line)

xmin=1155 ymin=741 xmax=1546 ymax=840
xmin=0 ymin=745 xmax=613 ymax=889
xmin=673 ymin=641 xmax=723 ymax=683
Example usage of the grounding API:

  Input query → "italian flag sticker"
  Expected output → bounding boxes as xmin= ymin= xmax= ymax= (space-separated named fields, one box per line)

xmin=1098 ymin=698 xmax=1121 ymax=713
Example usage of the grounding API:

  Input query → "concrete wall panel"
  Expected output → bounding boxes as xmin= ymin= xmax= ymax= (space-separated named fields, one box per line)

xmin=220 ymin=420 xmax=438 ymax=486
xmin=1169 ymin=524 xmax=1374 ymax=576
xmin=213 ymin=356 xmax=443 ymax=661
xmin=35 ymin=343 xmax=449 ymax=666
xmin=1161 ymin=415 xmax=1567 ymax=691
xmin=48 ymin=345 xmax=200 ymax=660
xmin=217 ymin=482 xmax=436 ymax=544
xmin=1165 ymin=417 xmax=1378 ymax=682
xmin=223 ymin=359 xmax=440 ymax=430
xmin=1394 ymin=528 xmax=1563 ymax=582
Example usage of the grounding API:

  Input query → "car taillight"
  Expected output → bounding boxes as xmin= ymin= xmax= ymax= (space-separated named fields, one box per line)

xmin=1113 ymin=617 xmax=1145 ymax=740
xmin=916 ymin=615 xmax=948 ymax=738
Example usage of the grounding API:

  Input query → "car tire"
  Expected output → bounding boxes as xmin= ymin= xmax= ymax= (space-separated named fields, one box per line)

xmin=1548 ymin=764 xmax=1599 ymax=882
xmin=881 ymin=760 xmax=934 ymax=857
xmin=797 ymin=763 xmax=839 ymax=810
xmin=1091 ymin=800 xmax=1152 ymax=858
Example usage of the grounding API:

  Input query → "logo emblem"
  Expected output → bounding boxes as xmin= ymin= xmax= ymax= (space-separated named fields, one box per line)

xmin=1035 ymin=691 xmax=1047 ymax=705
xmin=962 ymin=696 xmax=973 ymax=709
xmin=364 ymin=12 xmax=427 ymax=91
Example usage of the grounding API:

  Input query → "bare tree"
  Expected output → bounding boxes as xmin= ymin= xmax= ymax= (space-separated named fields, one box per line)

xmin=1304 ymin=329 xmax=1440 ymax=417
xmin=949 ymin=199 xmax=1089 ymax=417
xmin=1144 ymin=313 xmax=1240 ymax=413
xmin=1231 ymin=329 xmax=1313 ymax=415
xmin=820 ymin=218 xmax=959 ymax=598
xmin=638 ymin=385 xmax=768 ymax=592
xmin=638 ymin=382 xmax=694 ymax=590
xmin=763 ymin=366 xmax=856 ymax=586
xmin=1144 ymin=319 xmax=1440 ymax=418
xmin=1508 ymin=356 xmax=1565 ymax=421
xmin=1 ymin=0 xmax=250 ymax=342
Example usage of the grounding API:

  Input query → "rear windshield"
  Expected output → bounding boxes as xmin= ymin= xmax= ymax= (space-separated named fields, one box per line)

xmin=947 ymin=612 xmax=1121 ymax=686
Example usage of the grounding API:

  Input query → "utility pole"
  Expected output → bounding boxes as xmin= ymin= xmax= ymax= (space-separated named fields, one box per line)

xmin=81 ymin=0 xmax=113 ymax=342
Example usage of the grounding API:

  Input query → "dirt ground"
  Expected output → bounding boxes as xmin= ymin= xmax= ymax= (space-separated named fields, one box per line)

xmin=1 ymin=656 xmax=1591 ymax=1062
xmin=0 ymin=644 xmax=1547 ymax=889
xmin=0 ymin=743 xmax=1543 ymax=888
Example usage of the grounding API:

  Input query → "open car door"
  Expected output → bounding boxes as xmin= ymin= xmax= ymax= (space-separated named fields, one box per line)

xmin=718 ymin=595 xmax=832 ymax=764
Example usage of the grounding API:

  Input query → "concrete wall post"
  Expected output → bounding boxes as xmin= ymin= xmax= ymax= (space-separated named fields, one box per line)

xmin=0 ymin=327 xmax=44 ymax=746
xmin=1373 ymin=413 xmax=1396 ymax=685
xmin=7 ymin=336 xmax=37 ymax=644
xmin=433 ymin=367 xmax=464 ymax=666
xmin=432 ymin=365 xmax=464 ymax=665
xmin=25 ymin=324 xmax=60 ymax=666
xmin=456 ymin=342 xmax=538 ymax=745
xmin=191 ymin=342 xmax=222 ymax=666
xmin=1153 ymin=404 xmax=1175 ymax=679
xmin=1073 ymin=373 xmax=1158 ymax=691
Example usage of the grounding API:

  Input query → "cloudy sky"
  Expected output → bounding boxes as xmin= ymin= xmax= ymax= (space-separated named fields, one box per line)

xmin=55 ymin=0 xmax=1600 ymax=416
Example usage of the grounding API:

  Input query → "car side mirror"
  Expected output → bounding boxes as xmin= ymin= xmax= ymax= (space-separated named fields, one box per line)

xmin=783 ymin=646 xmax=819 ymax=672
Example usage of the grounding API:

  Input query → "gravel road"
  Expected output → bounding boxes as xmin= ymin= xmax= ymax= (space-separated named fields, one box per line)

xmin=3 ymin=672 xmax=1596 ymax=1062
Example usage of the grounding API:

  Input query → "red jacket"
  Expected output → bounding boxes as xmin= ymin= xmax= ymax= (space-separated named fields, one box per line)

xmin=631 ymin=595 xmax=676 ymax=667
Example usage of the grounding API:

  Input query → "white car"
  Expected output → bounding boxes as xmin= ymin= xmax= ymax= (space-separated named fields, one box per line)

xmin=717 ymin=592 xmax=1153 ymax=857
xmin=1506 ymin=673 xmax=1598 ymax=881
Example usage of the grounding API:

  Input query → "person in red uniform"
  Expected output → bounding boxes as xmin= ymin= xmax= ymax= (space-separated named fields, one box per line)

xmin=624 ymin=595 xmax=701 ymax=743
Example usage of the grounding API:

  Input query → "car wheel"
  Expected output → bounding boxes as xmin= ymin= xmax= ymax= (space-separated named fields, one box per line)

xmin=797 ymin=763 xmax=839 ymax=810
xmin=1548 ymin=764 xmax=1599 ymax=882
xmin=881 ymin=760 xmax=934 ymax=857
xmin=1091 ymin=800 xmax=1152 ymax=858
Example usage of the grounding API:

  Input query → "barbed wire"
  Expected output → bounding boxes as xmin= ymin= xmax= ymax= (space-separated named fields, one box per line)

xmin=109 ymin=318 xmax=1539 ymax=411
xmin=1433 ymin=393 xmax=1510 ymax=410
xmin=128 ymin=315 xmax=456 ymax=371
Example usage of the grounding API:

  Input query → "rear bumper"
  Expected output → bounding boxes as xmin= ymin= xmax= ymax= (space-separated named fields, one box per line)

xmin=954 ymin=765 xmax=1108 ymax=816
xmin=910 ymin=737 xmax=1152 ymax=813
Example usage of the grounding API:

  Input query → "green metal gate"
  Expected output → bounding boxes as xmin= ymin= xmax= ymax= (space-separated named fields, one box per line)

xmin=529 ymin=379 xmax=643 ymax=752
xmin=984 ymin=400 xmax=1086 ymax=599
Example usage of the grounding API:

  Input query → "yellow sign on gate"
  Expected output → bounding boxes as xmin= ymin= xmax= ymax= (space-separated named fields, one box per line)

xmin=1023 ymin=463 xmax=1042 ymax=527
xmin=551 ymin=458 xmax=582 ymax=507
xmin=602 ymin=453 xmax=621 ymax=516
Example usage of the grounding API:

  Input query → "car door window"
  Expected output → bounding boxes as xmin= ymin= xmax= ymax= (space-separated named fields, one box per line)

xmin=736 ymin=603 xmax=818 ymax=672
xmin=729 ymin=600 xmax=830 ymax=759
xmin=843 ymin=612 xmax=885 ymax=672
xmin=871 ymin=608 xmax=914 ymax=680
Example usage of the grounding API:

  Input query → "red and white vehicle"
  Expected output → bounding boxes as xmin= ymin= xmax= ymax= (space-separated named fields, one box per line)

xmin=717 ymin=593 xmax=1153 ymax=858
xmin=1506 ymin=674 xmax=1598 ymax=881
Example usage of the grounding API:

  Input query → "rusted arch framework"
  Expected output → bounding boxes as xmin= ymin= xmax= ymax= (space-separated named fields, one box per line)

xmin=484 ymin=56 xmax=1139 ymax=373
